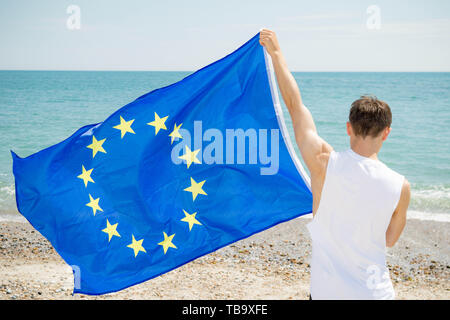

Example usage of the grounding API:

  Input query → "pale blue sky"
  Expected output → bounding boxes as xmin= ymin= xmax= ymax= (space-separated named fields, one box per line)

xmin=1 ymin=0 xmax=449 ymax=71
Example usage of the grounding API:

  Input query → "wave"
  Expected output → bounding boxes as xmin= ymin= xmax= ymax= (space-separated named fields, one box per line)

xmin=0 ymin=214 xmax=26 ymax=223
xmin=410 ymin=183 xmax=450 ymax=214
xmin=407 ymin=210 xmax=450 ymax=222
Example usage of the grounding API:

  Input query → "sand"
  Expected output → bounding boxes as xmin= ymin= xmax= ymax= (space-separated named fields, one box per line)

xmin=0 ymin=216 xmax=448 ymax=300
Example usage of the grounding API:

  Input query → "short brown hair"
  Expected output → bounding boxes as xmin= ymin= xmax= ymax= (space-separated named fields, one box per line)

xmin=349 ymin=95 xmax=392 ymax=138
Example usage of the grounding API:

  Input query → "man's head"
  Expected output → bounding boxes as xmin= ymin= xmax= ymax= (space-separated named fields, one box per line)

xmin=347 ymin=95 xmax=392 ymax=148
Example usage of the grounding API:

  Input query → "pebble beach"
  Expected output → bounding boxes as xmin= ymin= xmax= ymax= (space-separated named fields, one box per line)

xmin=0 ymin=216 xmax=448 ymax=300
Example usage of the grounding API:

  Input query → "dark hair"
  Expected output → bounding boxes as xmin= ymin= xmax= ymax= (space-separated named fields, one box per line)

xmin=349 ymin=95 xmax=392 ymax=138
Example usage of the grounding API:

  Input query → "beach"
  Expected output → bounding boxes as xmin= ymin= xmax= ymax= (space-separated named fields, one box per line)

xmin=0 ymin=216 xmax=448 ymax=300
xmin=0 ymin=71 xmax=449 ymax=300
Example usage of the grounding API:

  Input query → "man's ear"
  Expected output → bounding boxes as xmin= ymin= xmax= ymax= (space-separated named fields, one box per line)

xmin=346 ymin=122 xmax=352 ymax=136
xmin=382 ymin=127 xmax=391 ymax=141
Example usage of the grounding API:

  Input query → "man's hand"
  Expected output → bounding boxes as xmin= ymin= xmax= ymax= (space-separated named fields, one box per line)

xmin=259 ymin=29 xmax=281 ymax=57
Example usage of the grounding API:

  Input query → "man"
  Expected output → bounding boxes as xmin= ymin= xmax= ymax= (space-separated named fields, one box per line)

xmin=259 ymin=29 xmax=411 ymax=300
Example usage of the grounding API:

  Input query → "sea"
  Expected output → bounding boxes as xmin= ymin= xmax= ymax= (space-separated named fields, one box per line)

xmin=0 ymin=71 xmax=449 ymax=222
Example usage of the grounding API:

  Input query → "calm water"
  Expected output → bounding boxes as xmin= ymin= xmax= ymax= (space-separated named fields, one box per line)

xmin=0 ymin=71 xmax=449 ymax=221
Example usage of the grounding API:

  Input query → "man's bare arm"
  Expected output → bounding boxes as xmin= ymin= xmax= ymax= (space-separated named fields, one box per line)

xmin=259 ymin=29 xmax=332 ymax=175
xmin=386 ymin=179 xmax=411 ymax=247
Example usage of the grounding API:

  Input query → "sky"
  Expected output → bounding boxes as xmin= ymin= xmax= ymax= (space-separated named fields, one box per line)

xmin=0 ymin=0 xmax=449 ymax=71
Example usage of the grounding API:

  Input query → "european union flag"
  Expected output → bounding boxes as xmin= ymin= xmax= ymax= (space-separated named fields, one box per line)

xmin=11 ymin=33 xmax=312 ymax=295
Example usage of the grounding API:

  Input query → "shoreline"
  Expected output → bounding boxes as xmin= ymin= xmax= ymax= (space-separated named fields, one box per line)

xmin=2 ymin=209 xmax=449 ymax=223
xmin=0 ymin=217 xmax=448 ymax=300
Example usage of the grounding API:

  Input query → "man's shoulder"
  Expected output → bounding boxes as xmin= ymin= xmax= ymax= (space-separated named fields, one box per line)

xmin=377 ymin=159 xmax=405 ymax=181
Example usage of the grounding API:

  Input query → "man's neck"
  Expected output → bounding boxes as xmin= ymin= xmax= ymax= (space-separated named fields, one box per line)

xmin=350 ymin=139 xmax=381 ymax=160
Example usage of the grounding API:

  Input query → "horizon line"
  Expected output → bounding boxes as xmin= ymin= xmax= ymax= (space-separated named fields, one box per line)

xmin=1 ymin=69 xmax=449 ymax=73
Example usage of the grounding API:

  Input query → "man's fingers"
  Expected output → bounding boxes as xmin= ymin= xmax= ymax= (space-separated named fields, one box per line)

xmin=260 ymin=29 xmax=273 ymax=36
xmin=259 ymin=35 xmax=274 ymax=44
xmin=260 ymin=28 xmax=273 ymax=34
xmin=259 ymin=29 xmax=276 ymax=48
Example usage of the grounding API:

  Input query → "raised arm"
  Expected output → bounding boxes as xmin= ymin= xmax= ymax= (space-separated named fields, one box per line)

xmin=259 ymin=29 xmax=332 ymax=176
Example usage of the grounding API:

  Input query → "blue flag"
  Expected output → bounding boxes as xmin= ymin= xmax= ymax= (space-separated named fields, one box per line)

xmin=11 ymin=33 xmax=312 ymax=295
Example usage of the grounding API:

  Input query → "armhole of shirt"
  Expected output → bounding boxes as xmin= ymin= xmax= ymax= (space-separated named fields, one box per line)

xmin=311 ymin=150 xmax=336 ymax=222
xmin=324 ymin=150 xmax=337 ymax=180
xmin=391 ymin=174 xmax=405 ymax=215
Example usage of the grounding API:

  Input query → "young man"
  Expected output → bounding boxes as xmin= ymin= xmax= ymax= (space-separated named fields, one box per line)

xmin=259 ymin=29 xmax=411 ymax=300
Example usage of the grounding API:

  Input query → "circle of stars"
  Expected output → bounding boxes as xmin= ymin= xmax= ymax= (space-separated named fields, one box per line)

xmin=76 ymin=111 xmax=208 ymax=260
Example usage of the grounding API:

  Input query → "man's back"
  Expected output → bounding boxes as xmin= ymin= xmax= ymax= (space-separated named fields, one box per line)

xmin=307 ymin=149 xmax=404 ymax=299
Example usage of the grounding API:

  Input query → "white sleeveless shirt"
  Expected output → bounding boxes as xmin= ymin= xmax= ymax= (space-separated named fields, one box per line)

xmin=307 ymin=149 xmax=404 ymax=300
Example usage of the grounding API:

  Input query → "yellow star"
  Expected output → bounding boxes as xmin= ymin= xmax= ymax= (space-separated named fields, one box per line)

xmin=77 ymin=165 xmax=94 ymax=187
xmin=158 ymin=232 xmax=177 ymax=254
xmin=127 ymin=235 xmax=146 ymax=257
xmin=169 ymin=122 xmax=183 ymax=144
xmin=181 ymin=210 xmax=202 ymax=231
xmin=87 ymin=136 xmax=106 ymax=158
xmin=113 ymin=116 xmax=135 ymax=138
xmin=178 ymin=146 xmax=201 ymax=168
xmin=102 ymin=219 xmax=120 ymax=242
xmin=86 ymin=194 xmax=103 ymax=216
xmin=147 ymin=112 xmax=168 ymax=135
xmin=184 ymin=177 xmax=207 ymax=201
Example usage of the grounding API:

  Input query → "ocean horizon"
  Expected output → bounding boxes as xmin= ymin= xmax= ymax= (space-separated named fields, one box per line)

xmin=1 ymin=71 xmax=449 ymax=222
